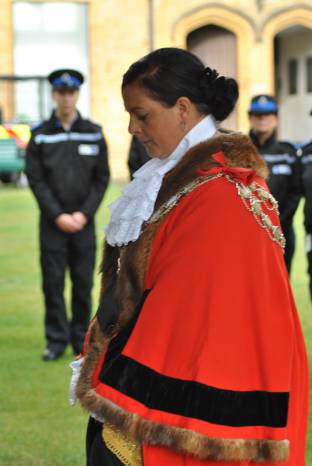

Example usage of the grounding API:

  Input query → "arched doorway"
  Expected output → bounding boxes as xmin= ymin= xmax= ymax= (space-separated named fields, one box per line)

xmin=274 ymin=25 xmax=312 ymax=142
xmin=187 ymin=25 xmax=238 ymax=129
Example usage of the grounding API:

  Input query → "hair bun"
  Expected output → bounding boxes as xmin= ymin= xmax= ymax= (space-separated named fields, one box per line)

xmin=215 ymin=77 xmax=237 ymax=98
xmin=199 ymin=67 xmax=218 ymax=100
xmin=213 ymin=77 xmax=239 ymax=120
xmin=202 ymin=67 xmax=219 ymax=84
xmin=200 ymin=68 xmax=239 ymax=121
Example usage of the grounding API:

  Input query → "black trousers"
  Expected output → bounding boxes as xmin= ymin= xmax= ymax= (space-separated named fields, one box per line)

xmin=86 ymin=417 xmax=124 ymax=466
xmin=306 ymin=234 xmax=312 ymax=300
xmin=282 ymin=222 xmax=295 ymax=275
xmin=40 ymin=216 xmax=96 ymax=353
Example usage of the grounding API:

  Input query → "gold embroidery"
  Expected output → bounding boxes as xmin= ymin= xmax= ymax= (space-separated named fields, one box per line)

xmin=102 ymin=422 xmax=142 ymax=466
xmin=226 ymin=176 xmax=285 ymax=250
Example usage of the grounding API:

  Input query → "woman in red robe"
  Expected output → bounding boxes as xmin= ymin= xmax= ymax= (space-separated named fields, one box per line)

xmin=75 ymin=48 xmax=308 ymax=466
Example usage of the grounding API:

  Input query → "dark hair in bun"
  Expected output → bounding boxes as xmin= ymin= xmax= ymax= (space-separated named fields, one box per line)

xmin=199 ymin=67 xmax=239 ymax=121
xmin=122 ymin=47 xmax=239 ymax=122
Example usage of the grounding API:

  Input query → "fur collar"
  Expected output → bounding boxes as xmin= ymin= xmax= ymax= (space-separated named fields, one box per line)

xmin=155 ymin=130 xmax=268 ymax=209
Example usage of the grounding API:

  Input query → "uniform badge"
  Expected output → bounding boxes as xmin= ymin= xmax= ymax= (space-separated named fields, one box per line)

xmin=78 ymin=144 xmax=99 ymax=156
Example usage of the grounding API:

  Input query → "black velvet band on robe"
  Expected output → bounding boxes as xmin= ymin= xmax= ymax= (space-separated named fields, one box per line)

xmin=101 ymin=354 xmax=289 ymax=428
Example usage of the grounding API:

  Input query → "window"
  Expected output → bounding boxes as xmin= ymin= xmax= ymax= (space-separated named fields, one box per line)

xmin=288 ymin=59 xmax=298 ymax=95
xmin=306 ymin=57 xmax=312 ymax=93
xmin=13 ymin=2 xmax=89 ymax=121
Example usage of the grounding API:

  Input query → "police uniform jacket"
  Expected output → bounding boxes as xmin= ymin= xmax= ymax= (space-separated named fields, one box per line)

xmin=299 ymin=140 xmax=312 ymax=233
xmin=26 ymin=111 xmax=110 ymax=221
xmin=249 ymin=131 xmax=301 ymax=226
xmin=128 ymin=136 xmax=150 ymax=179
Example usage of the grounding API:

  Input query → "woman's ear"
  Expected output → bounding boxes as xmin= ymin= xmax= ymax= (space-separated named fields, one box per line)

xmin=176 ymin=97 xmax=198 ymax=133
xmin=176 ymin=96 xmax=192 ymax=124
xmin=176 ymin=96 xmax=192 ymax=121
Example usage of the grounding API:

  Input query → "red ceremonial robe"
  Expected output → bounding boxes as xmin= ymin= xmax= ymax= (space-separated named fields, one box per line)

xmin=77 ymin=134 xmax=308 ymax=465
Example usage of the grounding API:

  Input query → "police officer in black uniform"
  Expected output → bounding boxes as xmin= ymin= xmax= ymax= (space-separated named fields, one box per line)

xmin=248 ymin=95 xmax=301 ymax=273
xmin=299 ymin=119 xmax=312 ymax=299
xmin=26 ymin=69 xmax=110 ymax=360
xmin=127 ymin=136 xmax=150 ymax=179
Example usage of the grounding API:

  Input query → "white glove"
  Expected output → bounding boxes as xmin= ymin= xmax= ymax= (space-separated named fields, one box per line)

xmin=69 ymin=357 xmax=85 ymax=406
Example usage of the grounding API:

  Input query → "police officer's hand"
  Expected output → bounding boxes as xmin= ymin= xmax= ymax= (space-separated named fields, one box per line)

xmin=55 ymin=213 xmax=82 ymax=233
xmin=72 ymin=212 xmax=88 ymax=229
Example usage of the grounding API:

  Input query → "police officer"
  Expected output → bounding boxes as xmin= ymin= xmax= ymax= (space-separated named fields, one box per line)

xmin=26 ymin=69 xmax=110 ymax=360
xmin=248 ymin=95 xmax=301 ymax=273
xmin=299 ymin=118 xmax=312 ymax=299
xmin=127 ymin=135 xmax=150 ymax=179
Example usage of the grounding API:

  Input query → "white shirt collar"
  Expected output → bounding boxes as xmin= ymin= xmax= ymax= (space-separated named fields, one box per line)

xmin=105 ymin=114 xmax=217 ymax=247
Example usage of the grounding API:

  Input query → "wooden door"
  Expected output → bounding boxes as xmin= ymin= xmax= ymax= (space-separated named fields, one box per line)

xmin=187 ymin=25 xmax=238 ymax=130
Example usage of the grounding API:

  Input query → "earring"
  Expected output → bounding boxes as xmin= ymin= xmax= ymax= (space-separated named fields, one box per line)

xmin=180 ymin=120 xmax=186 ymax=131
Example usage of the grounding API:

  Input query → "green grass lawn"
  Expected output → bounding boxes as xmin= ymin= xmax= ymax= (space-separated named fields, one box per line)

xmin=0 ymin=185 xmax=311 ymax=466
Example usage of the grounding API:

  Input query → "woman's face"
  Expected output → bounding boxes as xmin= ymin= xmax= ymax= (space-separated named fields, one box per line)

xmin=122 ymin=83 xmax=186 ymax=159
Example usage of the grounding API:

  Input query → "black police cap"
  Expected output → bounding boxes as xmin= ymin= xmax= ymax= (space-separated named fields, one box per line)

xmin=248 ymin=95 xmax=278 ymax=114
xmin=48 ymin=69 xmax=84 ymax=90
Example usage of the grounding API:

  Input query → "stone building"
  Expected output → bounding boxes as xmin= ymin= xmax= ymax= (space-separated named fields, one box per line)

xmin=1 ymin=0 xmax=312 ymax=179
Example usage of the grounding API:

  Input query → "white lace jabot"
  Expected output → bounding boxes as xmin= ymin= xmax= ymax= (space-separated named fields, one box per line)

xmin=105 ymin=115 xmax=217 ymax=247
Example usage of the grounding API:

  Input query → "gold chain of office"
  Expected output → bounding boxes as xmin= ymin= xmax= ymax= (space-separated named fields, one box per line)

xmin=148 ymin=173 xmax=286 ymax=250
